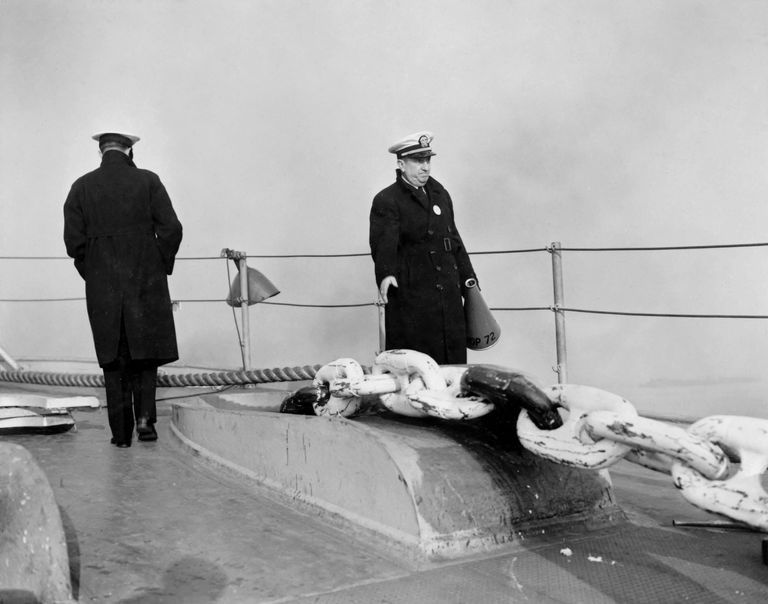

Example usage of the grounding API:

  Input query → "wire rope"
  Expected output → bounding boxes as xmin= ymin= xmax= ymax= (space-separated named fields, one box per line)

xmin=559 ymin=307 xmax=768 ymax=320
xmin=0 ymin=365 xmax=322 ymax=388
xmin=558 ymin=242 xmax=768 ymax=252
xmin=4 ymin=240 xmax=768 ymax=261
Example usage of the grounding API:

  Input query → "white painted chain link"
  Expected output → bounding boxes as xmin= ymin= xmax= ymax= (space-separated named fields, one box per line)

xmin=311 ymin=358 xmax=367 ymax=417
xmin=517 ymin=384 xmax=638 ymax=470
xmin=671 ymin=415 xmax=768 ymax=531
xmin=312 ymin=350 xmax=494 ymax=420
xmin=517 ymin=386 xmax=767 ymax=532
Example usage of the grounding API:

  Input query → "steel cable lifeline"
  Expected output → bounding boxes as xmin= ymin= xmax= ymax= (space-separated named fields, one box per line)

xmin=2 ymin=239 xmax=768 ymax=261
xmin=489 ymin=306 xmax=768 ymax=320
xmin=558 ymin=242 xmax=768 ymax=252
xmin=2 ymin=240 xmax=767 ymax=315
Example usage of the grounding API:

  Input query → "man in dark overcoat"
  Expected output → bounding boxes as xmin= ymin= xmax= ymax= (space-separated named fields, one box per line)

xmin=63 ymin=130 xmax=183 ymax=447
xmin=369 ymin=131 xmax=476 ymax=364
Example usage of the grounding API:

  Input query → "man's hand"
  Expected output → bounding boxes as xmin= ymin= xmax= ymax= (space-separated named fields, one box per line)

xmin=378 ymin=276 xmax=398 ymax=304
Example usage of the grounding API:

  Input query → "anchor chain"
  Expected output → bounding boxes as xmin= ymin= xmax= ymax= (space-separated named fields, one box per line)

xmin=283 ymin=350 xmax=565 ymax=428
xmin=283 ymin=349 xmax=768 ymax=532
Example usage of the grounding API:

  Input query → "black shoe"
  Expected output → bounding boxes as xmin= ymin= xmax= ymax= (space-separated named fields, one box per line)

xmin=116 ymin=442 xmax=131 ymax=448
xmin=137 ymin=421 xmax=158 ymax=442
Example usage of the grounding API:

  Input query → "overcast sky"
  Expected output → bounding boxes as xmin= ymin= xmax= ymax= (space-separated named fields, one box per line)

xmin=1 ymin=0 xmax=767 ymax=418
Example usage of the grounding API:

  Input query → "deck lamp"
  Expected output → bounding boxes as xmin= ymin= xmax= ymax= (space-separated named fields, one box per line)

xmin=221 ymin=249 xmax=280 ymax=370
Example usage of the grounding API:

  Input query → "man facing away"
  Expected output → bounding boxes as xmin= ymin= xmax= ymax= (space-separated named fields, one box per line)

xmin=63 ymin=130 xmax=183 ymax=447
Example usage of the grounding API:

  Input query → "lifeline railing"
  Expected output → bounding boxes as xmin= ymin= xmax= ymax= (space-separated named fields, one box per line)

xmin=180 ymin=239 xmax=768 ymax=382
xmin=1 ymin=240 xmax=768 ymax=382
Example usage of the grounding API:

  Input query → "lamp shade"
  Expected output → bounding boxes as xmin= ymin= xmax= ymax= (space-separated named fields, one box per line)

xmin=226 ymin=267 xmax=280 ymax=307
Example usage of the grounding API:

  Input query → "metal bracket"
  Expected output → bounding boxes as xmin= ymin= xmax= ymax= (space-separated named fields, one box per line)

xmin=220 ymin=248 xmax=246 ymax=261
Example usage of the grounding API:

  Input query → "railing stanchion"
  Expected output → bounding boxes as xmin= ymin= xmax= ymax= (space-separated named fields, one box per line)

xmin=550 ymin=241 xmax=568 ymax=383
xmin=238 ymin=255 xmax=252 ymax=370
xmin=0 ymin=343 xmax=19 ymax=370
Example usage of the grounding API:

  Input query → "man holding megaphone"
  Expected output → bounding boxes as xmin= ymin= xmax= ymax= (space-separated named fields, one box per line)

xmin=369 ymin=131 xmax=499 ymax=364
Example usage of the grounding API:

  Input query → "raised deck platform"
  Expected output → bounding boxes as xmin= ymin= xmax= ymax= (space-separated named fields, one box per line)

xmin=171 ymin=389 xmax=622 ymax=560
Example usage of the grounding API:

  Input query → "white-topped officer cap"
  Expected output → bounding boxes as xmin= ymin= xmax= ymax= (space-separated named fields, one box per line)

xmin=388 ymin=131 xmax=436 ymax=159
xmin=91 ymin=131 xmax=140 ymax=146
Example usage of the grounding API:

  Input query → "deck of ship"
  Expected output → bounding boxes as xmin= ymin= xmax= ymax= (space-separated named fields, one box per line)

xmin=1 ymin=381 xmax=766 ymax=604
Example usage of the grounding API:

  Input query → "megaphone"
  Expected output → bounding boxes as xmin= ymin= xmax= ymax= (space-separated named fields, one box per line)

xmin=464 ymin=278 xmax=500 ymax=351
xmin=226 ymin=266 xmax=280 ymax=307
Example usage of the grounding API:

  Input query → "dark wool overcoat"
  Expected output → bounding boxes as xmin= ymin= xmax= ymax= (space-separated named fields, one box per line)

xmin=63 ymin=151 xmax=183 ymax=367
xmin=369 ymin=173 xmax=475 ymax=364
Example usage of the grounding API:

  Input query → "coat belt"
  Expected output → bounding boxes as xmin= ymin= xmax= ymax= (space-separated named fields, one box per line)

xmin=86 ymin=226 xmax=154 ymax=238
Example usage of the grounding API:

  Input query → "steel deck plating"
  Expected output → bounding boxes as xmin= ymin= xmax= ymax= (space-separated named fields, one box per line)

xmin=0 ymin=383 xmax=766 ymax=603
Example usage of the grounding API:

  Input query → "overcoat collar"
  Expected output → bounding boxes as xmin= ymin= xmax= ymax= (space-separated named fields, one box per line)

xmin=100 ymin=150 xmax=136 ymax=168
xmin=394 ymin=171 xmax=441 ymax=210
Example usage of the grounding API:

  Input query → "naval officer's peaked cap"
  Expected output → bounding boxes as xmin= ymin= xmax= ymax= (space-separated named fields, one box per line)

xmin=388 ymin=131 xmax=436 ymax=159
xmin=91 ymin=131 xmax=140 ymax=146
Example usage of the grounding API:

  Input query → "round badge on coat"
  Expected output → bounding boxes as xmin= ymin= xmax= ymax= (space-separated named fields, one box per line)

xmin=432 ymin=204 xmax=442 ymax=215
